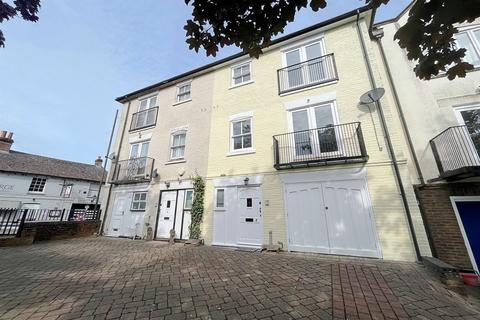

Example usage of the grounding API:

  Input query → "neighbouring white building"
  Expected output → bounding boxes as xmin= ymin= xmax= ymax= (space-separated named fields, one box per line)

xmin=0 ymin=130 xmax=106 ymax=211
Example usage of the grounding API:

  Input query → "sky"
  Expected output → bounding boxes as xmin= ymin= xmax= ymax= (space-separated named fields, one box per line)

xmin=0 ymin=0 xmax=412 ymax=165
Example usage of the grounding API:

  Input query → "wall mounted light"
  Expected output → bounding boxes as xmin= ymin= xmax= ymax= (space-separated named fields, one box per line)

xmin=244 ymin=177 xmax=249 ymax=186
xmin=165 ymin=181 xmax=170 ymax=189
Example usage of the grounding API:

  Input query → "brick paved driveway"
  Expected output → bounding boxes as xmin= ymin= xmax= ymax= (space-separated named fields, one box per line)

xmin=0 ymin=238 xmax=478 ymax=320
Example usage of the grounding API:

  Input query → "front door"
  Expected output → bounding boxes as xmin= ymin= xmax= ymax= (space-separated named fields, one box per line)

xmin=452 ymin=198 xmax=480 ymax=273
xmin=109 ymin=193 xmax=128 ymax=237
xmin=157 ymin=191 xmax=177 ymax=239
xmin=237 ymin=187 xmax=263 ymax=246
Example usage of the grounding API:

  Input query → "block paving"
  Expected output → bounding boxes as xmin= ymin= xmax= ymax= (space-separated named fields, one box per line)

xmin=0 ymin=237 xmax=478 ymax=320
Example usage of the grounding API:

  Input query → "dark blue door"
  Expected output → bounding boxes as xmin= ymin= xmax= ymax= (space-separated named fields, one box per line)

xmin=455 ymin=201 xmax=480 ymax=271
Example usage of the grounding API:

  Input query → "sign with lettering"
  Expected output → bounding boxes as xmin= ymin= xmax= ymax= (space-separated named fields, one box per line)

xmin=0 ymin=184 xmax=14 ymax=192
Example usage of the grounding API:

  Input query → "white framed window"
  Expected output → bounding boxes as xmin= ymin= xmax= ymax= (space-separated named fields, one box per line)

xmin=184 ymin=190 xmax=194 ymax=210
xmin=231 ymin=61 xmax=252 ymax=86
xmin=455 ymin=26 xmax=480 ymax=67
xmin=61 ymin=185 xmax=73 ymax=198
xmin=138 ymin=95 xmax=157 ymax=112
xmin=281 ymin=37 xmax=332 ymax=91
xmin=176 ymin=82 xmax=191 ymax=103
xmin=130 ymin=141 xmax=150 ymax=159
xmin=28 ymin=177 xmax=47 ymax=193
xmin=230 ymin=117 xmax=253 ymax=152
xmin=170 ymin=131 xmax=186 ymax=160
xmin=453 ymin=104 xmax=480 ymax=158
xmin=129 ymin=141 xmax=150 ymax=176
xmin=131 ymin=192 xmax=147 ymax=211
xmin=288 ymin=101 xmax=340 ymax=157
xmin=215 ymin=188 xmax=225 ymax=209
xmin=132 ymin=96 xmax=158 ymax=130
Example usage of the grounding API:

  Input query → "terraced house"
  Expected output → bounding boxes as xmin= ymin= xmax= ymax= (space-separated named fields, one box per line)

xmin=103 ymin=6 xmax=433 ymax=262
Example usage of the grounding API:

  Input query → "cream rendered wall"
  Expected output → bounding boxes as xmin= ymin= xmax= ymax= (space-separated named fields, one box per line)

xmin=379 ymin=16 xmax=480 ymax=181
xmin=203 ymin=15 xmax=431 ymax=261
xmin=104 ymin=73 xmax=214 ymax=237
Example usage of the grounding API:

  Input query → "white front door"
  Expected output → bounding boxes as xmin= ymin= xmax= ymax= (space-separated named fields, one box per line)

xmin=109 ymin=193 xmax=128 ymax=237
xmin=213 ymin=186 xmax=263 ymax=247
xmin=237 ymin=187 xmax=263 ymax=246
xmin=285 ymin=178 xmax=379 ymax=258
xmin=157 ymin=191 xmax=177 ymax=239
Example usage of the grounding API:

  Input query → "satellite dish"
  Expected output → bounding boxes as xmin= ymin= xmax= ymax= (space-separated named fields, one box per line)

xmin=360 ymin=88 xmax=385 ymax=104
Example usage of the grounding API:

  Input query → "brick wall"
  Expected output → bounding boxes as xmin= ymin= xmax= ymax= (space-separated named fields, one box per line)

xmin=415 ymin=182 xmax=480 ymax=270
xmin=22 ymin=220 xmax=101 ymax=242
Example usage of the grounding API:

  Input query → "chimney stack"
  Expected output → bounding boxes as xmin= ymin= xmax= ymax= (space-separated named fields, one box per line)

xmin=95 ymin=156 xmax=103 ymax=167
xmin=0 ymin=131 xmax=14 ymax=153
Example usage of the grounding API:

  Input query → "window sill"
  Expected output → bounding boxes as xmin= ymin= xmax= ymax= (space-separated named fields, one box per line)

xmin=214 ymin=208 xmax=226 ymax=212
xmin=226 ymin=149 xmax=256 ymax=157
xmin=28 ymin=191 xmax=45 ymax=195
xmin=229 ymin=80 xmax=254 ymax=90
xmin=166 ymin=159 xmax=186 ymax=165
xmin=173 ymin=99 xmax=192 ymax=106
xmin=130 ymin=209 xmax=146 ymax=212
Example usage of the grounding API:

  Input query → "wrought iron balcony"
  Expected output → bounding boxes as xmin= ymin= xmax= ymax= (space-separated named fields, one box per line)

xmin=273 ymin=122 xmax=368 ymax=170
xmin=130 ymin=107 xmax=158 ymax=131
xmin=430 ymin=125 xmax=480 ymax=181
xmin=277 ymin=53 xmax=338 ymax=95
xmin=111 ymin=157 xmax=155 ymax=184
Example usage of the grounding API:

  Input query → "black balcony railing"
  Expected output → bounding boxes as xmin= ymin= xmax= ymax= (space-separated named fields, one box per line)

xmin=430 ymin=125 xmax=480 ymax=179
xmin=277 ymin=53 xmax=338 ymax=95
xmin=111 ymin=157 xmax=155 ymax=184
xmin=273 ymin=122 xmax=368 ymax=169
xmin=130 ymin=107 xmax=158 ymax=131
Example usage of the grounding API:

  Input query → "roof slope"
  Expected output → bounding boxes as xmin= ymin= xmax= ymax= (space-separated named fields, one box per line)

xmin=0 ymin=150 xmax=105 ymax=182
xmin=116 ymin=5 xmax=372 ymax=103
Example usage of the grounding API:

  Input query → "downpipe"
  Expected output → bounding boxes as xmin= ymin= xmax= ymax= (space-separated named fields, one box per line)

xmin=355 ymin=10 xmax=422 ymax=262
xmin=100 ymin=101 xmax=131 ymax=235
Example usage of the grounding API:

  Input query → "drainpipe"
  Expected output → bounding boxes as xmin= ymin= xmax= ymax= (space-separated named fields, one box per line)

xmin=355 ymin=10 xmax=422 ymax=262
xmin=95 ymin=109 xmax=118 ymax=214
xmin=371 ymin=30 xmax=425 ymax=185
xmin=100 ymin=101 xmax=131 ymax=235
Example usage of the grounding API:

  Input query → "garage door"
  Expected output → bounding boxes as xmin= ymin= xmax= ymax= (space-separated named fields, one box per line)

xmin=285 ymin=179 xmax=380 ymax=258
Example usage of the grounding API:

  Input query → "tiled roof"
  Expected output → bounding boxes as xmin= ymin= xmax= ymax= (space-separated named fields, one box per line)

xmin=0 ymin=150 xmax=106 ymax=182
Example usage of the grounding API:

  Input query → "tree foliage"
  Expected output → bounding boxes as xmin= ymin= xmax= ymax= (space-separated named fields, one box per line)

xmin=0 ymin=0 xmax=41 ymax=47
xmin=184 ymin=0 xmax=480 ymax=80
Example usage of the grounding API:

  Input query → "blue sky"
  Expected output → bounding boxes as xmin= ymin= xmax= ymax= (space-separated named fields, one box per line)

xmin=0 ymin=0 xmax=411 ymax=164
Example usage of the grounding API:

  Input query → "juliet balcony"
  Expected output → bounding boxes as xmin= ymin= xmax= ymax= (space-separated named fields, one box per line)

xmin=273 ymin=122 xmax=368 ymax=170
xmin=277 ymin=53 xmax=338 ymax=95
xmin=110 ymin=157 xmax=155 ymax=184
xmin=430 ymin=125 xmax=480 ymax=181
xmin=130 ymin=107 xmax=158 ymax=131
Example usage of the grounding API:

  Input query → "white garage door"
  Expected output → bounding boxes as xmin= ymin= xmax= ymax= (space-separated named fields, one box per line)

xmin=285 ymin=179 xmax=380 ymax=258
